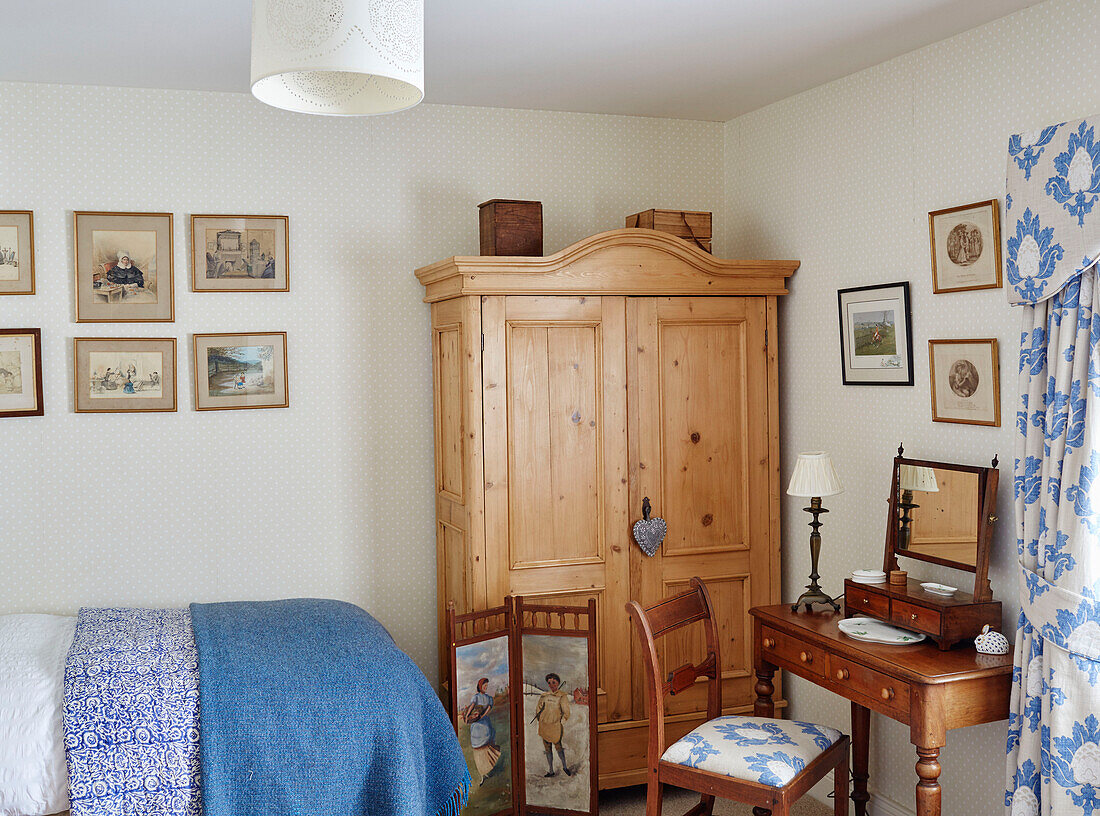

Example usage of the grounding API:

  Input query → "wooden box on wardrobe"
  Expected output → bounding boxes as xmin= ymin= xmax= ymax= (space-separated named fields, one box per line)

xmin=416 ymin=228 xmax=798 ymax=788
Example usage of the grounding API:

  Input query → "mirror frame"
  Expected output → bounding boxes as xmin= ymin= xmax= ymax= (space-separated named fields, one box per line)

xmin=883 ymin=447 xmax=999 ymax=601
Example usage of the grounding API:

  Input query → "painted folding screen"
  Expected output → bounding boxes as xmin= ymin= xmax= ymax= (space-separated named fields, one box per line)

xmin=447 ymin=597 xmax=599 ymax=816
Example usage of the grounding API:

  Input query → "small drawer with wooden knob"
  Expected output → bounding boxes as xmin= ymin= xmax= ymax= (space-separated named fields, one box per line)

xmin=759 ymin=626 xmax=825 ymax=678
xmin=890 ymin=599 xmax=942 ymax=636
xmin=844 ymin=585 xmax=889 ymax=618
xmin=827 ymin=655 xmax=910 ymax=716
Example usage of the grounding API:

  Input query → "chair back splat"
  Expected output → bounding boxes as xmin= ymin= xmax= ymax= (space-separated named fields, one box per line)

xmin=627 ymin=577 xmax=722 ymax=766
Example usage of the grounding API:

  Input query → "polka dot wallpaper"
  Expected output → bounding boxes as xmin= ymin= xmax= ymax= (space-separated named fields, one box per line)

xmin=721 ymin=0 xmax=1100 ymax=812
xmin=0 ymin=82 xmax=723 ymax=685
xmin=3 ymin=0 xmax=1095 ymax=808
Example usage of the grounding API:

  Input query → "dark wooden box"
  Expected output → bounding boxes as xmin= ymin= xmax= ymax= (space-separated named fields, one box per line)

xmin=478 ymin=199 xmax=543 ymax=256
xmin=626 ymin=208 xmax=712 ymax=253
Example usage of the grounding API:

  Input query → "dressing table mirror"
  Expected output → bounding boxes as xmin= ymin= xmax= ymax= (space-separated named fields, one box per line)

xmin=843 ymin=445 xmax=1002 ymax=649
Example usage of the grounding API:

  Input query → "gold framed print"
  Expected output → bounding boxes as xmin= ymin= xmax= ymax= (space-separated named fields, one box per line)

xmin=193 ymin=332 xmax=289 ymax=411
xmin=0 ymin=328 xmax=43 ymax=417
xmin=190 ymin=214 xmax=289 ymax=292
xmin=0 ymin=211 xmax=35 ymax=295
xmin=929 ymin=338 xmax=1000 ymax=426
xmin=928 ymin=199 xmax=1003 ymax=293
xmin=74 ymin=211 xmax=174 ymax=322
xmin=73 ymin=337 xmax=178 ymax=413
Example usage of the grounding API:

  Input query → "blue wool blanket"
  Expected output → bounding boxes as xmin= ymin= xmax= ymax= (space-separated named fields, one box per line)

xmin=189 ymin=599 xmax=469 ymax=816
xmin=63 ymin=608 xmax=203 ymax=816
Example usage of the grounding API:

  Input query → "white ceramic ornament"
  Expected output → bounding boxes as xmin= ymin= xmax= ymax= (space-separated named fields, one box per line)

xmin=974 ymin=624 xmax=1010 ymax=655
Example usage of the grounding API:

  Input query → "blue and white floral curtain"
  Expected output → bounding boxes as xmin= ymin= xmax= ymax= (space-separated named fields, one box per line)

xmin=1006 ymin=117 xmax=1100 ymax=816
xmin=1007 ymin=119 xmax=1100 ymax=304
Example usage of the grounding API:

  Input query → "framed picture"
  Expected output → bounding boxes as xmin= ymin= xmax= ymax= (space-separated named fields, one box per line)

xmin=0 ymin=211 xmax=35 ymax=295
xmin=190 ymin=215 xmax=289 ymax=292
xmin=929 ymin=339 xmax=1000 ymax=426
xmin=0 ymin=329 xmax=43 ymax=417
xmin=73 ymin=337 xmax=177 ymax=413
xmin=928 ymin=199 xmax=1002 ymax=293
xmin=74 ymin=211 xmax=174 ymax=322
xmin=193 ymin=332 xmax=289 ymax=411
xmin=837 ymin=281 xmax=914 ymax=385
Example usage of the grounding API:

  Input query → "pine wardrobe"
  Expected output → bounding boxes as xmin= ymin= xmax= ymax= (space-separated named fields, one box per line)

xmin=416 ymin=229 xmax=798 ymax=788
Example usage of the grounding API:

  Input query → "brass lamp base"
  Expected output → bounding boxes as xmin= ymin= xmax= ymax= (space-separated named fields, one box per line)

xmin=790 ymin=497 xmax=840 ymax=613
xmin=791 ymin=586 xmax=840 ymax=613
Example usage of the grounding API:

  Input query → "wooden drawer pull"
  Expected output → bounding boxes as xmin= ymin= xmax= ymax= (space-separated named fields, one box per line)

xmin=799 ymin=651 xmax=813 ymax=664
xmin=835 ymin=668 xmax=850 ymax=681
xmin=881 ymin=687 xmax=895 ymax=701
xmin=763 ymin=637 xmax=776 ymax=649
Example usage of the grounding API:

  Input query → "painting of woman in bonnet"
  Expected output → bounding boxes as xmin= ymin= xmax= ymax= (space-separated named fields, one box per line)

xmin=108 ymin=249 xmax=145 ymax=288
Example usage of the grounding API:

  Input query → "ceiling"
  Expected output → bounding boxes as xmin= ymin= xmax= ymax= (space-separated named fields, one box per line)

xmin=1 ymin=0 xmax=1040 ymax=121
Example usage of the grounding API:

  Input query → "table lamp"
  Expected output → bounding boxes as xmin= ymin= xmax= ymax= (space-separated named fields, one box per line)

xmin=896 ymin=465 xmax=938 ymax=551
xmin=787 ymin=452 xmax=844 ymax=612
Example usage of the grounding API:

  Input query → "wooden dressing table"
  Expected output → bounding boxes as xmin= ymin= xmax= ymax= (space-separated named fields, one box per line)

xmin=750 ymin=603 xmax=1012 ymax=816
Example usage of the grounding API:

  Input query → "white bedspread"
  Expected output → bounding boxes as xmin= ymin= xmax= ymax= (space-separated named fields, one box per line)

xmin=0 ymin=614 xmax=75 ymax=816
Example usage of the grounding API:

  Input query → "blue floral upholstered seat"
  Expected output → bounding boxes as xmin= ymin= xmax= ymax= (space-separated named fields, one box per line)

xmin=661 ymin=715 xmax=844 ymax=787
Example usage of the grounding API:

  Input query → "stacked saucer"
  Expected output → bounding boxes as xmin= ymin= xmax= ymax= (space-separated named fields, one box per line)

xmin=851 ymin=569 xmax=887 ymax=584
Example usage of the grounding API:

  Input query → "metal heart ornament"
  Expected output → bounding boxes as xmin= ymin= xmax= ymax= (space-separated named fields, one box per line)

xmin=633 ymin=497 xmax=667 ymax=557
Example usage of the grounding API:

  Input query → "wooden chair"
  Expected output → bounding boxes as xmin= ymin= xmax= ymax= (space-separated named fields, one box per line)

xmin=627 ymin=577 xmax=850 ymax=816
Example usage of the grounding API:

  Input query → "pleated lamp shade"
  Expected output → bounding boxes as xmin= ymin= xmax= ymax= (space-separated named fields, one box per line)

xmin=251 ymin=0 xmax=424 ymax=116
xmin=786 ymin=452 xmax=844 ymax=498
xmin=899 ymin=465 xmax=939 ymax=493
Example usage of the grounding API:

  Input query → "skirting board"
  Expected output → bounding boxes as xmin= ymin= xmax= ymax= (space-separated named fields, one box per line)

xmin=806 ymin=772 xmax=915 ymax=816
xmin=806 ymin=769 xmax=916 ymax=816
xmin=868 ymin=790 xmax=916 ymax=816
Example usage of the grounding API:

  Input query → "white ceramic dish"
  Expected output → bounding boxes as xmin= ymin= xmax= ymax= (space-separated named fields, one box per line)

xmin=851 ymin=577 xmax=886 ymax=584
xmin=838 ymin=616 xmax=926 ymax=645
xmin=920 ymin=582 xmax=958 ymax=596
xmin=852 ymin=570 xmax=886 ymax=579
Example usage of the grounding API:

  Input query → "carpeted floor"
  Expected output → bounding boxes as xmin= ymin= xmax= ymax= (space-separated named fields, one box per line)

xmin=597 ymin=785 xmax=833 ymax=814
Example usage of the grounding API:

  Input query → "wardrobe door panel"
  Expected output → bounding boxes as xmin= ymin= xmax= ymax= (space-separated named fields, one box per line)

xmin=628 ymin=296 xmax=771 ymax=719
xmin=507 ymin=322 xmax=601 ymax=567
xmin=431 ymin=297 xmax=484 ymax=678
xmin=483 ymin=296 xmax=632 ymax=724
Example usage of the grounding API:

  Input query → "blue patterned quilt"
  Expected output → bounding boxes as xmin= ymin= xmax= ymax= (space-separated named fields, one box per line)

xmin=62 ymin=602 xmax=469 ymax=816
xmin=63 ymin=608 xmax=202 ymax=816
xmin=189 ymin=599 xmax=469 ymax=816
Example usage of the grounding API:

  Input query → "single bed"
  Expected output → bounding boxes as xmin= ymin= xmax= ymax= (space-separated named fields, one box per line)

xmin=1 ymin=601 xmax=468 ymax=816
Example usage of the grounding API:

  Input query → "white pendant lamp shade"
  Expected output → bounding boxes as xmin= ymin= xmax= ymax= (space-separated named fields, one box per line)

xmin=786 ymin=452 xmax=844 ymax=498
xmin=251 ymin=0 xmax=424 ymax=116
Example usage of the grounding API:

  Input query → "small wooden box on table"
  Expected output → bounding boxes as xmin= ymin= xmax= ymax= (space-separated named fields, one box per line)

xmin=751 ymin=603 xmax=1012 ymax=816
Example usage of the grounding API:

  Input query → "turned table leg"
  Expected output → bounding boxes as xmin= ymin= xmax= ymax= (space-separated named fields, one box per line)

xmin=851 ymin=703 xmax=869 ymax=816
xmin=915 ymin=746 xmax=941 ymax=816
xmin=754 ymin=667 xmax=776 ymax=718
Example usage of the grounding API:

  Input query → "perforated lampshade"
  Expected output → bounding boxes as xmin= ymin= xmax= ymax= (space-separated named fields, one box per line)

xmin=899 ymin=464 xmax=939 ymax=493
xmin=251 ymin=0 xmax=425 ymax=116
xmin=786 ymin=452 xmax=844 ymax=498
